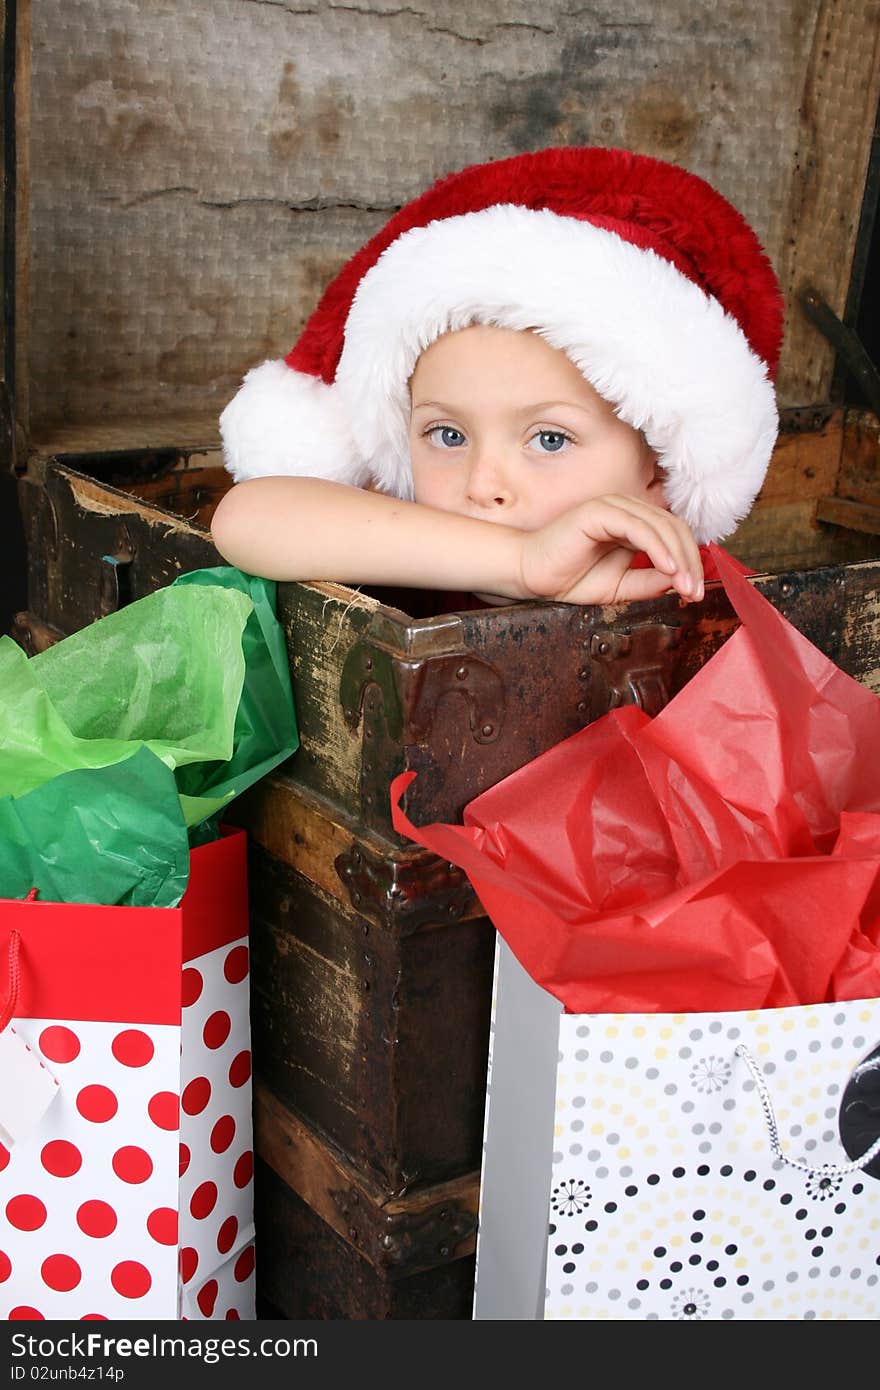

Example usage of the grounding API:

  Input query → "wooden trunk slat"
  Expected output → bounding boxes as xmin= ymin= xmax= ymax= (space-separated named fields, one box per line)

xmin=246 ymin=844 xmax=494 ymax=1192
xmin=229 ymin=772 xmax=482 ymax=924
xmin=254 ymin=1081 xmax=479 ymax=1276
xmin=278 ymin=581 xmax=375 ymax=815
xmin=816 ymin=497 xmax=880 ymax=536
xmin=254 ymin=1161 xmax=476 ymax=1320
xmin=726 ymin=498 xmax=880 ymax=574
xmin=752 ymin=411 xmax=844 ymax=502
xmin=836 ymin=411 xmax=880 ymax=508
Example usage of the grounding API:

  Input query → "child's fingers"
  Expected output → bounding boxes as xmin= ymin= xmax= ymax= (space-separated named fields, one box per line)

xmin=575 ymin=497 xmax=703 ymax=601
xmin=560 ymin=546 xmax=634 ymax=604
xmin=611 ymin=564 xmax=683 ymax=604
xmin=599 ymin=495 xmax=702 ymax=584
xmin=652 ymin=509 xmax=704 ymax=599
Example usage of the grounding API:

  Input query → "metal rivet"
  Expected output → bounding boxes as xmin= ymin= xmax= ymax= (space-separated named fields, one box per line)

xmin=577 ymin=701 xmax=587 ymax=713
xmin=780 ymin=581 xmax=792 ymax=597
xmin=439 ymin=1245 xmax=450 ymax=1258
xmin=578 ymin=668 xmax=588 ymax=680
xmin=481 ymin=723 xmax=494 ymax=737
xmin=365 ymin=656 xmax=373 ymax=670
xmin=598 ymin=641 xmax=609 ymax=655
xmin=455 ymin=665 xmax=468 ymax=680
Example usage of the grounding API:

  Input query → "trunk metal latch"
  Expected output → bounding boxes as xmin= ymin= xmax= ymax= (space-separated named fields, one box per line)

xmin=588 ymin=621 xmax=682 ymax=719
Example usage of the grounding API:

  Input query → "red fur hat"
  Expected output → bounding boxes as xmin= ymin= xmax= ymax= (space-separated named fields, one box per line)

xmin=220 ymin=146 xmax=783 ymax=542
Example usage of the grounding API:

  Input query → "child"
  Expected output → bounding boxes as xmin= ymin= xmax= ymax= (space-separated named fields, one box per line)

xmin=211 ymin=147 xmax=782 ymax=606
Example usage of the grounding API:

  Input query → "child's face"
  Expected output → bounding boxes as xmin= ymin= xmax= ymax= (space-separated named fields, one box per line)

xmin=408 ymin=324 xmax=661 ymax=532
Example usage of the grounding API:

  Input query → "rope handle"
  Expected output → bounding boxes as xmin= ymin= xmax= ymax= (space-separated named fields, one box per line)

xmin=735 ymin=1042 xmax=880 ymax=1179
xmin=0 ymin=889 xmax=37 ymax=1034
xmin=0 ymin=927 xmax=23 ymax=1033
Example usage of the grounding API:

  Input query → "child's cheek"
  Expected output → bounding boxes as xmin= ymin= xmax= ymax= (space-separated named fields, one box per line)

xmin=411 ymin=457 xmax=451 ymax=511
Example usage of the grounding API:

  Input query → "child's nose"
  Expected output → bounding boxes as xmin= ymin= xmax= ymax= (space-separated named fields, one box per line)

xmin=465 ymin=449 xmax=513 ymax=509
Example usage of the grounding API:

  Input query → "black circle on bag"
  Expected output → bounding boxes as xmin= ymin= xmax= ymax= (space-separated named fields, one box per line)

xmin=838 ymin=1041 xmax=880 ymax=1181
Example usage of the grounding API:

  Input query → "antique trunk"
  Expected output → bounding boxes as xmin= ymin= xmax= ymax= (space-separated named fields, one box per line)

xmin=5 ymin=0 xmax=880 ymax=1319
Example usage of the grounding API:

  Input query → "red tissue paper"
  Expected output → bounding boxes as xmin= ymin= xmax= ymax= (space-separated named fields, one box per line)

xmin=391 ymin=546 xmax=880 ymax=1014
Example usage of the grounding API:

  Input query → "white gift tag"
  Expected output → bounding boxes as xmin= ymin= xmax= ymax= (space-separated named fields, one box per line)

xmin=0 ymin=1025 xmax=60 ymax=1145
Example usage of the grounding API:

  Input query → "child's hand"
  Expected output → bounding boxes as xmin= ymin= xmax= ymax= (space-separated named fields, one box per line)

xmin=519 ymin=495 xmax=704 ymax=605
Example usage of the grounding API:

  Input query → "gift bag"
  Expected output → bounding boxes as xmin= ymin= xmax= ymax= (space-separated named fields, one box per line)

xmin=473 ymin=939 xmax=880 ymax=1319
xmin=391 ymin=548 xmax=880 ymax=1320
xmin=0 ymin=830 xmax=255 ymax=1321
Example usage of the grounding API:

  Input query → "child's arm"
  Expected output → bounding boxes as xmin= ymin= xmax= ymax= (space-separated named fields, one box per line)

xmin=210 ymin=477 xmax=704 ymax=604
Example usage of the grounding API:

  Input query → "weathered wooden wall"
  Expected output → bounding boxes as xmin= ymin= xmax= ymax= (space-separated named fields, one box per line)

xmin=25 ymin=0 xmax=880 ymax=439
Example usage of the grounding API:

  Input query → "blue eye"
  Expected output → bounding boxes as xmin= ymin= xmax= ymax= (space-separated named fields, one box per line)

xmin=528 ymin=430 xmax=571 ymax=454
xmin=427 ymin=425 xmax=467 ymax=448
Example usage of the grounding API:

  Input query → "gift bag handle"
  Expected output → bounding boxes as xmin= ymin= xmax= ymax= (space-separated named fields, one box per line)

xmin=0 ymin=926 xmax=23 ymax=1033
xmin=735 ymin=1043 xmax=880 ymax=1178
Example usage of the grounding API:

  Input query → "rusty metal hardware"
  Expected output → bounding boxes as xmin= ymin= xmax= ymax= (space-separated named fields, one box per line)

xmin=328 ymin=1184 xmax=477 ymax=1272
xmin=340 ymin=643 xmax=404 ymax=736
xmin=778 ymin=404 xmax=836 ymax=435
xmin=335 ymin=839 xmax=476 ymax=935
xmin=589 ymin=621 xmax=681 ymax=719
xmin=254 ymin=1081 xmax=479 ymax=1279
xmin=340 ymin=641 xmax=505 ymax=745
xmin=400 ymin=652 xmax=505 ymax=744
xmin=97 ymin=543 xmax=136 ymax=617
xmin=799 ymin=287 xmax=880 ymax=418
xmin=9 ymin=610 xmax=66 ymax=656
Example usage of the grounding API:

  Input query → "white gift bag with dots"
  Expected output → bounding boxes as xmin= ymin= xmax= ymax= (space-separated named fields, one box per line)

xmin=0 ymin=830 xmax=255 ymax=1322
xmin=473 ymin=940 xmax=880 ymax=1322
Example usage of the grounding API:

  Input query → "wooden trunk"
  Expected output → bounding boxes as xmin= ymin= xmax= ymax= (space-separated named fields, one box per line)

xmin=11 ymin=407 xmax=880 ymax=1317
xmin=5 ymin=0 xmax=880 ymax=1320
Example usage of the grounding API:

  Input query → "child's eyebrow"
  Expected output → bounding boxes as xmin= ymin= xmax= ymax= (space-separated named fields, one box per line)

xmin=410 ymin=399 xmax=597 ymax=416
xmin=518 ymin=400 xmax=597 ymax=417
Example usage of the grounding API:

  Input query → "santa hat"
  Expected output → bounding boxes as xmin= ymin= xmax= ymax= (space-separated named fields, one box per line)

xmin=220 ymin=146 xmax=783 ymax=543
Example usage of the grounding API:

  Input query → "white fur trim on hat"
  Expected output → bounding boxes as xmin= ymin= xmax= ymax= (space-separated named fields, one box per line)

xmin=219 ymin=359 xmax=366 ymax=487
xmin=334 ymin=205 xmax=778 ymax=543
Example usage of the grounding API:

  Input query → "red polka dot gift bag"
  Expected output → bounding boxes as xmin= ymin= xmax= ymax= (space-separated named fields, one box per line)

xmin=0 ymin=831 xmax=255 ymax=1321
xmin=393 ymin=549 xmax=880 ymax=1321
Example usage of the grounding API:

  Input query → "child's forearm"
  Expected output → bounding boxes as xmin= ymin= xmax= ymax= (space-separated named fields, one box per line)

xmin=210 ymin=477 xmax=530 ymax=596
